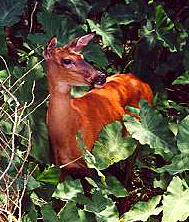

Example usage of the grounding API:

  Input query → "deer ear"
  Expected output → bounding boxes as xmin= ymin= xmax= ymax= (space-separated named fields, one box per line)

xmin=64 ymin=33 xmax=95 ymax=52
xmin=47 ymin=37 xmax=57 ymax=50
xmin=44 ymin=37 xmax=57 ymax=59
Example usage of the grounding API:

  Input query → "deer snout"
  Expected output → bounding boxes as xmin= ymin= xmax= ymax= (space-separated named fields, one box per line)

xmin=92 ymin=72 xmax=107 ymax=88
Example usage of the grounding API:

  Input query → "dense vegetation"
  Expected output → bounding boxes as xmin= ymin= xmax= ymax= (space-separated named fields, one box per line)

xmin=0 ymin=0 xmax=189 ymax=221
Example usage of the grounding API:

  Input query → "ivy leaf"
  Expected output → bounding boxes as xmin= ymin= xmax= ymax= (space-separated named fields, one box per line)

xmin=78 ymin=190 xmax=109 ymax=213
xmin=87 ymin=15 xmax=123 ymax=57
xmin=59 ymin=202 xmax=80 ymax=222
xmin=93 ymin=121 xmax=137 ymax=170
xmin=52 ymin=180 xmax=83 ymax=201
xmin=124 ymin=101 xmax=178 ymax=159
xmin=124 ymin=196 xmax=162 ymax=222
xmin=41 ymin=204 xmax=60 ymax=222
xmin=35 ymin=166 xmax=60 ymax=186
xmin=162 ymin=176 xmax=189 ymax=222
xmin=96 ymin=204 xmax=119 ymax=222
xmin=0 ymin=0 xmax=27 ymax=26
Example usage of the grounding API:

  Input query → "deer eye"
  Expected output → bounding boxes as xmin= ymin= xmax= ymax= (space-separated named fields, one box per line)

xmin=61 ymin=59 xmax=73 ymax=67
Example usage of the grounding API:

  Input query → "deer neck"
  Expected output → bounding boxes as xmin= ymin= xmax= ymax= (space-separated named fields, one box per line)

xmin=47 ymin=70 xmax=81 ymax=163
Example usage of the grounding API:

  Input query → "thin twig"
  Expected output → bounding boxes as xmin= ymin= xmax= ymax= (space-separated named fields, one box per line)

xmin=29 ymin=1 xmax=38 ymax=33
xmin=20 ymin=94 xmax=50 ymax=122
xmin=9 ymin=58 xmax=44 ymax=91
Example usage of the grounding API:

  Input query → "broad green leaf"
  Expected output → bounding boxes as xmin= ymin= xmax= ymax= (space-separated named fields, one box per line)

xmin=77 ymin=190 xmax=109 ymax=213
xmin=36 ymin=166 xmax=60 ymax=185
xmin=90 ymin=0 xmax=111 ymax=12
xmin=157 ymin=154 xmax=189 ymax=175
xmin=93 ymin=121 xmax=137 ymax=170
xmin=41 ymin=204 xmax=60 ymax=222
xmin=124 ymin=101 xmax=178 ymax=158
xmin=53 ymin=180 xmax=83 ymax=201
xmin=162 ymin=176 xmax=189 ymax=222
xmin=23 ymin=208 xmax=38 ymax=222
xmin=0 ymin=0 xmax=27 ymax=26
xmin=156 ymin=5 xmax=177 ymax=51
xmin=106 ymin=176 xmax=128 ymax=197
xmin=43 ymin=0 xmax=59 ymax=11
xmin=0 ymin=27 xmax=8 ymax=55
xmin=0 ymin=120 xmax=12 ymax=135
xmin=38 ymin=10 xmax=82 ymax=43
xmin=108 ymin=2 xmax=147 ymax=25
xmin=177 ymin=115 xmax=189 ymax=153
xmin=27 ymin=33 xmax=48 ymax=47
xmin=183 ymin=48 xmax=189 ymax=71
xmin=58 ymin=0 xmax=91 ymax=22
xmin=83 ymin=43 xmax=108 ymax=69
xmin=30 ymin=108 xmax=51 ymax=164
xmin=108 ymin=4 xmax=135 ymax=25
xmin=96 ymin=204 xmax=120 ymax=222
xmin=124 ymin=196 xmax=162 ymax=222
xmin=87 ymin=16 xmax=123 ymax=57
xmin=173 ymin=71 xmax=189 ymax=84
xmin=27 ymin=176 xmax=41 ymax=191
xmin=0 ymin=70 xmax=9 ymax=82
xmin=59 ymin=201 xmax=80 ymax=222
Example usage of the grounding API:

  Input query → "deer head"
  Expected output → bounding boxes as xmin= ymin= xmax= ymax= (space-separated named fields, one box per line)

xmin=44 ymin=33 xmax=106 ymax=88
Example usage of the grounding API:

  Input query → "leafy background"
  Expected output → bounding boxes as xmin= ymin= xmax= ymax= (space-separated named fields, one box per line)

xmin=0 ymin=0 xmax=189 ymax=221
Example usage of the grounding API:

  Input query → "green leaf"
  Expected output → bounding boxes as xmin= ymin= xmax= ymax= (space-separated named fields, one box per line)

xmin=41 ymin=204 xmax=60 ymax=222
xmin=162 ymin=176 xmax=189 ymax=222
xmin=90 ymin=0 xmax=111 ymax=13
xmin=108 ymin=4 xmax=135 ymax=25
xmin=78 ymin=190 xmax=110 ymax=213
xmin=0 ymin=120 xmax=12 ymax=135
xmin=58 ymin=0 xmax=91 ymax=22
xmin=177 ymin=115 xmax=189 ymax=153
xmin=124 ymin=101 xmax=178 ymax=158
xmin=83 ymin=43 xmax=108 ymax=69
xmin=59 ymin=201 xmax=80 ymax=222
xmin=38 ymin=10 xmax=83 ymax=44
xmin=36 ymin=166 xmax=60 ymax=185
xmin=173 ymin=71 xmax=189 ymax=84
xmin=93 ymin=121 xmax=137 ymax=170
xmin=53 ymin=180 xmax=83 ymax=201
xmin=96 ymin=204 xmax=119 ymax=222
xmin=157 ymin=154 xmax=189 ymax=175
xmin=124 ymin=196 xmax=162 ymax=222
xmin=106 ymin=176 xmax=128 ymax=197
xmin=155 ymin=5 xmax=177 ymax=51
xmin=23 ymin=208 xmax=38 ymax=222
xmin=27 ymin=176 xmax=41 ymax=191
xmin=43 ymin=0 xmax=59 ymax=12
xmin=30 ymin=108 xmax=51 ymax=164
xmin=108 ymin=3 xmax=147 ymax=25
xmin=0 ymin=0 xmax=27 ymax=26
xmin=0 ymin=70 xmax=9 ymax=82
xmin=87 ymin=16 xmax=123 ymax=57
xmin=0 ymin=27 xmax=8 ymax=55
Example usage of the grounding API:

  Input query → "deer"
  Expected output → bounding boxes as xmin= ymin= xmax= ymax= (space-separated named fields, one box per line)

xmin=44 ymin=33 xmax=153 ymax=182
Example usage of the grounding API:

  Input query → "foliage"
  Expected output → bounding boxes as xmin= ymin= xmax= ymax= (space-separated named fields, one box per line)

xmin=0 ymin=0 xmax=189 ymax=222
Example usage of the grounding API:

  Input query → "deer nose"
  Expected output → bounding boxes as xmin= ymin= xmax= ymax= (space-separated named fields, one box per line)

xmin=92 ymin=72 xmax=107 ymax=87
